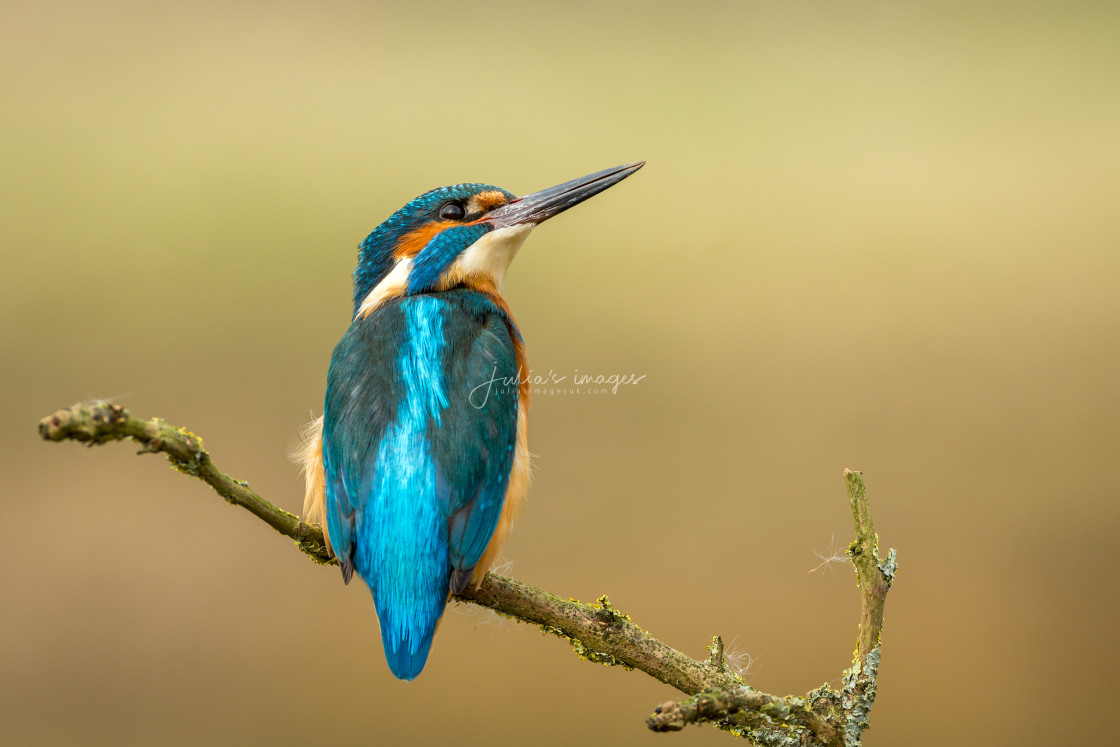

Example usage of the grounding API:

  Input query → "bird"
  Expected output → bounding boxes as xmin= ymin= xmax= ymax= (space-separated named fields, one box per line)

xmin=296 ymin=161 xmax=644 ymax=680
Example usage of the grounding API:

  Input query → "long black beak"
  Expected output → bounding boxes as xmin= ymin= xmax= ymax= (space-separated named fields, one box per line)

xmin=488 ymin=161 xmax=644 ymax=229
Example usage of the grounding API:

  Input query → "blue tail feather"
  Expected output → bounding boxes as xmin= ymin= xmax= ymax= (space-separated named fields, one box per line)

xmin=380 ymin=619 xmax=437 ymax=681
xmin=374 ymin=588 xmax=444 ymax=680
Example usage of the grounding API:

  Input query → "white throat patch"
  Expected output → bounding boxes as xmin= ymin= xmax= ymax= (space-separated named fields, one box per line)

xmin=450 ymin=223 xmax=535 ymax=293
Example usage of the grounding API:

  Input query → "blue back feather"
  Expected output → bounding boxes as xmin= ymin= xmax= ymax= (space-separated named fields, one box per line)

xmin=323 ymin=289 xmax=520 ymax=679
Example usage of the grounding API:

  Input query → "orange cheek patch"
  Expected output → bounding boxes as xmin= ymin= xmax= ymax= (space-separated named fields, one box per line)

xmin=393 ymin=221 xmax=455 ymax=259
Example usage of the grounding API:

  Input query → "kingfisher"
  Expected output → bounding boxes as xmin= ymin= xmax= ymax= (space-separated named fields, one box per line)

xmin=297 ymin=161 xmax=644 ymax=680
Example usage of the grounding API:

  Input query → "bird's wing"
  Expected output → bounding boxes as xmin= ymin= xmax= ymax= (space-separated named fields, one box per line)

xmin=320 ymin=301 xmax=408 ymax=582
xmin=432 ymin=296 xmax=520 ymax=591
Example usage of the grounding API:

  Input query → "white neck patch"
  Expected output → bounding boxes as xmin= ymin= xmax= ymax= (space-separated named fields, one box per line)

xmin=355 ymin=257 xmax=413 ymax=319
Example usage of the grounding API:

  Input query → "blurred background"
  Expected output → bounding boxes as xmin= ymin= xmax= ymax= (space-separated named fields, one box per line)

xmin=3 ymin=1 xmax=1118 ymax=744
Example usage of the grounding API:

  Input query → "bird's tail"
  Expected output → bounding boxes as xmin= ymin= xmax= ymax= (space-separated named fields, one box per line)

xmin=381 ymin=625 xmax=436 ymax=681
xmin=375 ymin=598 xmax=442 ymax=680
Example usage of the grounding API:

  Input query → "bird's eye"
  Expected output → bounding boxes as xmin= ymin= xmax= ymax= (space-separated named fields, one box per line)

xmin=439 ymin=202 xmax=466 ymax=221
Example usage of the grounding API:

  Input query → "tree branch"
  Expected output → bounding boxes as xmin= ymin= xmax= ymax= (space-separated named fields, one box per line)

xmin=39 ymin=400 xmax=895 ymax=745
xmin=39 ymin=399 xmax=332 ymax=562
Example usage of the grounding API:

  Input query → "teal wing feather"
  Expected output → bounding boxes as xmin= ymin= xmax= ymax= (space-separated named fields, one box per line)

xmin=433 ymin=293 xmax=520 ymax=591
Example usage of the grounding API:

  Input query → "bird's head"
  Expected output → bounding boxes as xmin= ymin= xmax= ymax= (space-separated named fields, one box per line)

xmin=351 ymin=161 xmax=644 ymax=318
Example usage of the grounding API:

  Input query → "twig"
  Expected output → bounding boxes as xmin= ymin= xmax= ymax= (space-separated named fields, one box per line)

xmin=39 ymin=400 xmax=895 ymax=745
xmin=846 ymin=468 xmax=895 ymax=663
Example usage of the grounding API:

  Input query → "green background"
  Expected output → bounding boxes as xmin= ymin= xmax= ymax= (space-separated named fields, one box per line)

xmin=3 ymin=1 xmax=1118 ymax=744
